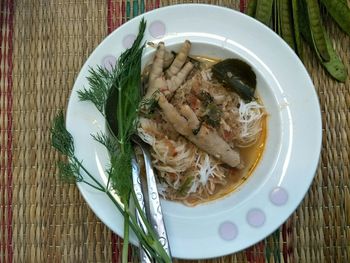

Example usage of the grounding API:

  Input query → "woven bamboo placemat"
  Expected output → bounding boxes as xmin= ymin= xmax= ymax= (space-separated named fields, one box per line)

xmin=0 ymin=0 xmax=349 ymax=262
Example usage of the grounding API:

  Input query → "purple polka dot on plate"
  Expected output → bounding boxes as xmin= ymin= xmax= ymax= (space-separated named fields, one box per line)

xmin=218 ymin=221 xmax=238 ymax=241
xmin=247 ymin=208 xmax=265 ymax=228
xmin=270 ymin=187 xmax=288 ymax=206
xmin=102 ymin=55 xmax=117 ymax=71
xmin=123 ymin=34 xmax=137 ymax=49
xmin=149 ymin=20 xmax=166 ymax=38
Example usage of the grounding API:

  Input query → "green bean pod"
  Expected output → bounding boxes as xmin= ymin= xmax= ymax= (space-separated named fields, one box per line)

xmin=298 ymin=0 xmax=347 ymax=82
xmin=247 ymin=0 xmax=258 ymax=17
xmin=280 ymin=0 xmax=296 ymax=50
xmin=273 ymin=0 xmax=280 ymax=35
xmin=306 ymin=0 xmax=330 ymax=62
xmin=255 ymin=0 xmax=274 ymax=25
xmin=298 ymin=0 xmax=312 ymax=43
xmin=272 ymin=0 xmax=279 ymax=34
xmin=321 ymin=30 xmax=347 ymax=82
xmin=272 ymin=0 xmax=281 ymax=35
xmin=291 ymin=0 xmax=302 ymax=56
xmin=320 ymin=0 xmax=350 ymax=36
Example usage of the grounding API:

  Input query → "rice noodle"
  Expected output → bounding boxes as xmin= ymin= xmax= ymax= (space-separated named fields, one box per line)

xmin=237 ymin=100 xmax=265 ymax=147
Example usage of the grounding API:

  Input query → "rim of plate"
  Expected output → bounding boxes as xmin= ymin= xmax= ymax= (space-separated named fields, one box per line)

xmin=66 ymin=4 xmax=322 ymax=259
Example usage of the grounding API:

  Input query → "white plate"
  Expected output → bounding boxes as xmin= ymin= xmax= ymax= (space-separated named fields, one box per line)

xmin=66 ymin=4 xmax=322 ymax=259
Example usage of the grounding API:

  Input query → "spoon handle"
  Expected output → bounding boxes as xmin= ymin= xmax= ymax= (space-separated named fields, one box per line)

xmin=131 ymin=154 xmax=152 ymax=263
xmin=135 ymin=139 xmax=172 ymax=259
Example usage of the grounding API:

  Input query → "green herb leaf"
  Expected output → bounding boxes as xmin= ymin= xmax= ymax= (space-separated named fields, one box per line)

xmin=51 ymin=111 xmax=74 ymax=157
xmin=202 ymin=103 xmax=222 ymax=128
xmin=212 ymin=58 xmax=256 ymax=102
xmin=177 ymin=176 xmax=194 ymax=196
xmin=92 ymin=132 xmax=118 ymax=155
xmin=139 ymin=90 xmax=159 ymax=116
xmin=197 ymin=90 xmax=214 ymax=107
xmin=57 ymin=160 xmax=81 ymax=183
xmin=78 ymin=66 xmax=114 ymax=116
xmin=109 ymin=142 xmax=133 ymax=204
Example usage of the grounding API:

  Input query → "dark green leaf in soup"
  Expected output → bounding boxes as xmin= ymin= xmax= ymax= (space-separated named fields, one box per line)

xmin=212 ymin=58 xmax=257 ymax=102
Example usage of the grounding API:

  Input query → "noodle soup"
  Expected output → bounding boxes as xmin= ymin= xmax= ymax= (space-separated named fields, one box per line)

xmin=138 ymin=41 xmax=267 ymax=206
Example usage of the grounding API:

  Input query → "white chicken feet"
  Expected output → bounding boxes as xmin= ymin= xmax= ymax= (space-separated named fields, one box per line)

xmin=144 ymin=41 xmax=241 ymax=168
xmin=145 ymin=41 xmax=194 ymax=99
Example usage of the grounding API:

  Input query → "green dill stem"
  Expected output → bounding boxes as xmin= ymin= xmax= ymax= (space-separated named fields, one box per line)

xmin=122 ymin=203 xmax=130 ymax=263
xmin=105 ymin=191 xmax=158 ymax=259
xmin=82 ymin=180 xmax=105 ymax=191
xmin=106 ymin=174 xmax=111 ymax=192
xmin=127 ymin=209 xmax=170 ymax=263
xmin=117 ymin=86 xmax=124 ymax=149
xmin=73 ymin=156 xmax=105 ymax=190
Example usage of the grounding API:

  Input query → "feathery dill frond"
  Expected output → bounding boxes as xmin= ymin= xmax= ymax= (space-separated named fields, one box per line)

xmin=77 ymin=66 xmax=114 ymax=115
xmin=108 ymin=141 xmax=133 ymax=203
xmin=57 ymin=160 xmax=83 ymax=183
xmin=119 ymin=19 xmax=146 ymax=65
xmin=91 ymin=132 xmax=118 ymax=154
xmin=51 ymin=111 xmax=74 ymax=156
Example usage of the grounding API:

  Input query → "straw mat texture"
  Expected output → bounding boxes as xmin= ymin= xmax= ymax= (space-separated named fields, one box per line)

xmin=0 ymin=0 xmax=349 ymax=262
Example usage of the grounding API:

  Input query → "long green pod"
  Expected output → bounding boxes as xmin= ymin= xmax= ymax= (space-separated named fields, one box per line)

xmin=247 ymin=0 xmax=257 ymax=16
xmin=298 ymin=0 xmax=347 ymax=82
xmin=320 ymin=0 xmax=350 ymax=36
xmin=275 ymin=0 xmax=283 ymax=36
xmin=298 ymin=0 xmax=312 ymax=43
xmin=280 ymin=0 xmax=296 ymax=50
xmin=306 ymin=0 xmax=330 ymax=62
xmin=291 ymin=0 xmax=302 ymax=56
xmin=320 ymin=31 xmax=348 ymax=82
xmin=255 ymin=0 xmax=274 ymax=25
xmin=272 ymin=0 xmax=280 ymax=35
xmin=272 ymin=0 xmax=278 ymax=33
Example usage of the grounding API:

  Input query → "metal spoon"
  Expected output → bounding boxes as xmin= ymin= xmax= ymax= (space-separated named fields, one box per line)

xmin=131 ymin=135 xmax=172 ymax=259
xmin=131 ymin=150 xmax=152 ymax=263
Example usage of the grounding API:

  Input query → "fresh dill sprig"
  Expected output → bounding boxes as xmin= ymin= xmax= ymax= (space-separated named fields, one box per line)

xmin=51 ymin=111 xmax=105 ymax=192
xmin=51 ymin=111 xmax=75 ymax=156
xmin=51 ymin=19 xmax=171 ymax=263
xmin=51 ymin=111 xmax=171 ymax=262
xmin=78 ymin=20 xmax=148 ymax=262
xmin=115 ymin=44 xmax=145 ymax=143
xmin=77 ymin=66 xmax=114 ymax=116
xmin=104 ymin=22 xmax=146 ymax=263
